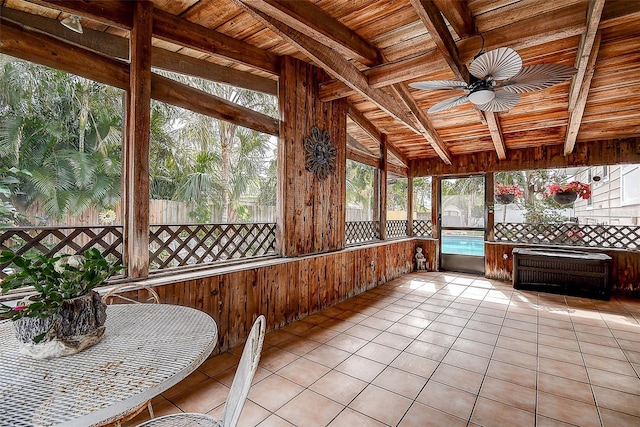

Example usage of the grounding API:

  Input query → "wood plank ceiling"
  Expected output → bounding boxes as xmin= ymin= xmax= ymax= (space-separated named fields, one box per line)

xmin=1 ymin=0 xmax=639 ymax=171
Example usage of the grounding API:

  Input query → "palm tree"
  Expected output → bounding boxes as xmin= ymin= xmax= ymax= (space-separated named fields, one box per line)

xmin=0 ymin=55 xmax=123 ymax=222
xmin=158 ymin=72 xmax=277 ymax=223
xmin=346 ymin=160 xmax=374 ymax=220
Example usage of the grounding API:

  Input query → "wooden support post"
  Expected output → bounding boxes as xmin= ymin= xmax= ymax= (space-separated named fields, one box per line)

xmin=407 ymin=176 xmax=414 ymax=237
xmin=124 ymin=1 xmax=152 ymax=278
xmin=432 ymin=177 xmax=441 ymax=240
xmin=431 ymin=177 xmax=441 ymax=271
xmin=373 ymin=170 xmax=380 ymax=237
xmin=276 ymin=56 xmax=346 ymax=256
xmin=486 ymin=172 xmax=495 ymax=242
xmin=379 ymin=135 xmax=388 ymax=241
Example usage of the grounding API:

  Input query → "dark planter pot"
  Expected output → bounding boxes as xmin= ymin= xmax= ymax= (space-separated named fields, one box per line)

xmin=13 ymin=290 xmax=107 ymax=359
xmin=495 ymin=194 xmax=515 ymax=204
xmin=553 ymin=191 xmax=578 ymax=205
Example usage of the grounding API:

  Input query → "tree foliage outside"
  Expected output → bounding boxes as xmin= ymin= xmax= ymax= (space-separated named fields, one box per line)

xmin=346 ymin=160 xmax=375 ymax=220
xmin=0 ymin=55 xmax=278 ymax=226
xmin=387 ymin=177 xmax=408 ymax=212
xmin=0 ymin=55 xmax=123 ymax=224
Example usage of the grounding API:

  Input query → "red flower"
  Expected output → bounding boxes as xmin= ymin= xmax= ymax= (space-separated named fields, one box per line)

xmin=545 ymin=181 xmax=591 ymax=200
xmin=11 ymin=305 xmax=27 ymax=311
xmin=495 ymin=182 xmax=523 ymax=197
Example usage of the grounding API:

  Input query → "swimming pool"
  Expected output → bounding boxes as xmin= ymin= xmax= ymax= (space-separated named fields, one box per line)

xmin=442 ymin=235 xmax=485 ymax=256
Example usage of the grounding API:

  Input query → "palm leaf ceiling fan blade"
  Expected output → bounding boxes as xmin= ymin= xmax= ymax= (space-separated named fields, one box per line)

xmin=468 ymin=47 xmax=522 ymax=80
xmin=478 ymin=91 xmax=520 ymax=112
xmin=428 ymin=95 xmax=470 ymax=114
xmin=499 ymin=63 xmax=577 ymax=93
xmin=409 ymin=80 xmax=468 ymax=91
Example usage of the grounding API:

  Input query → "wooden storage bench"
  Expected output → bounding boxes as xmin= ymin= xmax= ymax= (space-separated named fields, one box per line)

xmin=512 ymin=248 xmax=612 ymax=300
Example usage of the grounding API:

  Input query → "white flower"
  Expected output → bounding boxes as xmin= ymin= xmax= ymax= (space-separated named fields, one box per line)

xmin=53 ymin=255 xmax=84 ymax=273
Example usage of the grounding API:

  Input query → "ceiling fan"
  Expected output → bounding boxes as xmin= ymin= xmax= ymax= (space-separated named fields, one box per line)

xmin=409 ymin=47 xmax=576 ymax=114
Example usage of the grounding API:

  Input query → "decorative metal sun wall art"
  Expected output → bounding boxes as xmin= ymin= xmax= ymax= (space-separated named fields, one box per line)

xmin=303 ymin=126 xmax=336 ymax=180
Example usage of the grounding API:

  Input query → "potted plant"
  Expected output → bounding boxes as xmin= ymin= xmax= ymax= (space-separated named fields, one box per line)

xmin=545 ymin=181 xmax=591 ymax=205
xmin=0 ymin=248 xmax=123 ymax=359
xmin=494 ymin=182 xmax=523 ymax=204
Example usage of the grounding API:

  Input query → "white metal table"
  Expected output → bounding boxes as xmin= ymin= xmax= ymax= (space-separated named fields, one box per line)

xmin=0 ymin=304 xmax=218 ymax=427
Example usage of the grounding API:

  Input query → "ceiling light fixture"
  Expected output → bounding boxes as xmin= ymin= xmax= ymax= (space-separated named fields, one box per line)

xmin=61 ymin=15 xmax=83 ymax=34
xmin=468 ymin=89 xmax=495 ymax=105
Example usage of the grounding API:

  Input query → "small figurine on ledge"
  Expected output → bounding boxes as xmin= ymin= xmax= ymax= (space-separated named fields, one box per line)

xmin=415 ymin=247 xmax=426 ymax=271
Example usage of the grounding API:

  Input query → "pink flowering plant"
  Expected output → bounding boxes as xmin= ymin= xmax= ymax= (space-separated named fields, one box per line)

xmin=495 ymin=182 xmax=524 ymax=197
xmin=545 ymin=181 xmax=591 ymax=200
xmin=0 ymin=249 xmax=122 ymax=322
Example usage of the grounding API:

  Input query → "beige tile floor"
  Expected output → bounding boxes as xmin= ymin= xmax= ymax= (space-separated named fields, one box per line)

xmin=125 ymin=271 xmax=640 ymax=427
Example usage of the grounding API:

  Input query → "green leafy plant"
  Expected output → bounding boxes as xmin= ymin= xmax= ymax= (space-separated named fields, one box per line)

xmin=0 ymin=249 xmax=123 ymax=322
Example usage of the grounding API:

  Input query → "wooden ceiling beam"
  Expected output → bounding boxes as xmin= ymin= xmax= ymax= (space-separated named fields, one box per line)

xmin=484 ymin=112 xmax=507 ymax=160
xmin=0 ymin=6 xmax=277 ymax=96
xmin=151 ymin=8 xmax=279 ymax=74
xmin=320 ymin=3 xmax=590 ymax=101
xmin=151 ymin=49 xmax=277 ymax=96
xmin=30 ymin=0 xmax=133 ymax=28
xmin=347 ymin=146 xmax=381 ymax=170
xmin=564 ymin=32 xmax=601 ymax=156
xmin=0 ymin=17 xmax=129 ymax=90
xmin=409 ymin=0 xmax=468 ymax=82
xmin=30 ymin=0 xmax=280 ymax=74
xmin=241 ymin=0 xmax=381 ymax=67
xmin=568 ymin=0 xmax=606 ymax=112
xmin=388 ymin=163 xmax=409 ymax=178
xmin=347 ymin=135 xmax=378 ymax=158
xmin=410 ymin=0 xmax=504 ymax=158
xmin=433 ymin=0 xmax=477 ymax=38
xmin=348 ymin=105 xmax=382 ymax=142
xmin=236 ymin=1 xmax=452 ymax=164
xmin=0 ymin=18 xmax=279 ymax=137
xmin=411 ymin=137 xmax=640 ymax=177
xmin=320 ymin=0 xmax=640 ymax=102
xmin=236 ymin=2 xmax=451 ymax=164
xmin=347 ymin=105 xmax=409 ymax=166
xmin=387 ymin=84 xmax=453 ymax=163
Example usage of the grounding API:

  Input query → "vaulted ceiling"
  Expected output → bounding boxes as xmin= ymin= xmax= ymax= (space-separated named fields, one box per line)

xmin=1 ymin=0 xmax=639 ymax=170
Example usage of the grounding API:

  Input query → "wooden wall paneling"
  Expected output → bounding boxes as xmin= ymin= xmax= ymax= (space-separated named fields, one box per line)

xmin=259 ymin=264 xmax=276 ymax=330
xmin=308 ymin=255 xmax=320 ymax=313
xmin=343 ymin=251 xmax=355 ymax=299
xmin=277 ymin=56 xmax=347 ymax=256
xmin=215 ymin=275 xmax=231 ymax=352
xmin=228 ymin=271 xmax=248 ymax=350
xmin=317 ymin=255 xmax=330 ymax=310
xmin=410 ymin=138 xmax=640 ymax=177
xmin=275 ymin=261 xmax=292 ymax=326
xmin=144 ymin=241 xmax=417 ymax=356
xmin=246 ymin=267 xmax=260 ymax=333
xmin=484 ymin=243 xmax=513 ymax=282
xmin=377 ymin=245 xmax=387 ymax=286
xmin=294 ymin=259 xmax=311 ymax=320
xmin=611 ymin=251 xmax=640 ymax=297
xmin=330 ymin=253 xmax=342 ymax=306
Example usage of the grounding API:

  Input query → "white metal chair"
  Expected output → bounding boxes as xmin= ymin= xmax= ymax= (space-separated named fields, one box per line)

xmin=135 ymin=314 xmax=267 ymax=427
xmin=102 ymin=284 xmax=160 ymax=305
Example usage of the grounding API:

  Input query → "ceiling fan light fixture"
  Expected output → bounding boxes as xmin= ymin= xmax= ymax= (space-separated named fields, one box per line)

xmin=468 ymin=89 xmax=495 ymax=105
xmin=61 ymin=15 xmax=83 ymax=34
